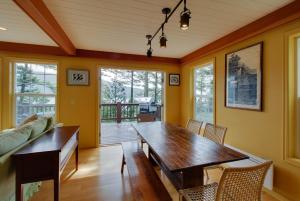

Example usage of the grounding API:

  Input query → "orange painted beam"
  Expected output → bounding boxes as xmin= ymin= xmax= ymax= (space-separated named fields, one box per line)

xmin=76 ymin=49 xmax=180 ymax=64
xmin=13 ymin=0 xmax=76 ymax=55
xmin=0 ymin=41 xmax=180 ymax=64
xmin=0 ymin=41 xmax=66 ymax=55
xmin=181 ymin=1 xmax=300 ymax=64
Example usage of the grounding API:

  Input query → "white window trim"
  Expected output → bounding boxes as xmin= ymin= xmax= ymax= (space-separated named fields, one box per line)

xmin=193 ymin=61 xmax=215 ymax=124
xmin=12 ymin=61 xmax=58 ymax=126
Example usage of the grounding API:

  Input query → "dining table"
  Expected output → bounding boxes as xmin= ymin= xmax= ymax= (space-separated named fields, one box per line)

xmin=133 ymin=121 xmax=249 ymax=190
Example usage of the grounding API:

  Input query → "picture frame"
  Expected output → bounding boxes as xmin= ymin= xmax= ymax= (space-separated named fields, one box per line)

xmin=67 ymin=69 xmax=90 ymax=86
xmin=169 ymin=74 xmax=180 ymax=86
xmin=225 ymin=42 xmax=263 ymax=111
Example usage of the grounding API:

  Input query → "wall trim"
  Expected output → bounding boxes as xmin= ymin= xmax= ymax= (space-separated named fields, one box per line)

xmin=0 ymin=41 xmax=180 ymax=65
xmin=263 ymin=188 xmax=291 ymax=201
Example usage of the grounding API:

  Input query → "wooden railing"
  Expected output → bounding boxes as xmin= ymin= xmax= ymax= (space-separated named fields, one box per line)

xmin=16 ymin=104 xmax=56 ymax=124
xmin=100 ymin=102 xmax=161 ymax=123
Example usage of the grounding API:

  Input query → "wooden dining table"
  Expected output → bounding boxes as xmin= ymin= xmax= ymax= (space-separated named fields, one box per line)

xmin=133 ymin=121 xmax=249 ymax=190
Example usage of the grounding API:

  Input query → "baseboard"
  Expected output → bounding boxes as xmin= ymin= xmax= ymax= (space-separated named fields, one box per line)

xmin=263 ymin=188 xmax=291 ymax=201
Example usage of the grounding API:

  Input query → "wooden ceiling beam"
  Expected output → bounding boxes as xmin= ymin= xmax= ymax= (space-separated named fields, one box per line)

xmin=13 ymin=0 xmax=76 ymax=55
xmin=0 ymin=41 xmax=180 ymax=65
xmin=0 ymin=41 xmax=66 ymax=56
xmin=181 ymin=1 xmax=300 ymax=64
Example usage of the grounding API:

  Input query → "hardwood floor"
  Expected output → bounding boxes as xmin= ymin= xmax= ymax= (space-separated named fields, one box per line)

xmin=101 ymin=123 xmax=138 ymax=145
xmin=30 ymin=145 xmax=279 ymax=201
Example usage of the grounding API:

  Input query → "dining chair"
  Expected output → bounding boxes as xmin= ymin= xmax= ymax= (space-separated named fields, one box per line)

xmin=203 ymin=123 xmax=227 ymax=181
xmin=203 ymin=123 xmax=227 ymax=145
xmin=137 ymin=113 xmax=156 ymax=122
xmin=186 ymin=119 xmax=203 ymax=135
xmin=180 ymin=161 xmax=272 ymax=201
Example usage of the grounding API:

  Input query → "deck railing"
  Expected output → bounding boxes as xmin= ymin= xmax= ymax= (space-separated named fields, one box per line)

xmin=100 ymin=102 xmax=161 ymax=123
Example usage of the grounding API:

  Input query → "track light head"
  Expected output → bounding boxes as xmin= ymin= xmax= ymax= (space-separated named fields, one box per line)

xmin=147 ymin=48 xmax=152 ymax=57
xmin=160 ymin=34 xmax=167 ymax=48
xmin=180 ymin=8 xmax=191 ymax=30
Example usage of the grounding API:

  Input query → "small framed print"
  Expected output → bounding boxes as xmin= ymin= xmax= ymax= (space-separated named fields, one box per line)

xmin=169 ymin=74 xmax=180 ymax=86
xmin=67 ymin=69 xmax=90 ymax=86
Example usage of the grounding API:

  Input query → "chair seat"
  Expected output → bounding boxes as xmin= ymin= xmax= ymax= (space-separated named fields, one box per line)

xmin=180 ymin=182 xmax=218 ymax=201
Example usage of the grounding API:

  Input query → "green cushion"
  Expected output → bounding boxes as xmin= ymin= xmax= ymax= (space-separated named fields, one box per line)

xmin=27 ymin=118 xmax=47 ymax=139
xmin=0 ymin=125 xmax=32 ymax=156
xmin=40 ymin=116 xmax=54 ymax=131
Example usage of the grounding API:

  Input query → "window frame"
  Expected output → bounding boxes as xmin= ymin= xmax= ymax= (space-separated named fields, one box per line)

xmin=12 ymin=60 xmax=58 ymax=126
xmin=284 ymin=29 xmax=300 ymax=167
xmin=193 ymin=60 xmax=216 ymax=124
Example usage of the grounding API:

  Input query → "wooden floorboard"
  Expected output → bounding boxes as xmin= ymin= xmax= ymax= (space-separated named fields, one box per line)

xmin=100 ymin=123 xmax=138 ymax=145
xmin=29 ymin=145 xmax=280 ymax=201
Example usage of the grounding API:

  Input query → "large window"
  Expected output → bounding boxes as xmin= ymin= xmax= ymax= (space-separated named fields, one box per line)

xmin=14 ymin=62 xmax=57 ymax=125
xmin=194 ymin=63 xmax=214 ymax=123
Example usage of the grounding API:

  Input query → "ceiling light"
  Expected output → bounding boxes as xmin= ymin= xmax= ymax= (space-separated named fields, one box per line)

xmin=145 ymin=0 xmax=191 ymax=56
xmin=146 ymin=34 xmax=153 ymax=57
xmin=180 ymin=0 xmax=191 ymax=30
xmin=0 ymin=27 xmax=7 ymax=31
xmin=160 ymin=25 xmax=167 ymax=48
xmin=147 ymin=48 xmax=152 ymax=57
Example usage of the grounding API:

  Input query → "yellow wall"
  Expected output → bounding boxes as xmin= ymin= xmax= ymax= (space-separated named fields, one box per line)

xmin=0 ymin=52 xmax=181 ymax=148
xmin=181 ymin=19 xmax=300 ymax=201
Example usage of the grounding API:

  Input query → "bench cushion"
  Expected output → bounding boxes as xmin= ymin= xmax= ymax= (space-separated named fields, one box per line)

xmin=122 ymin=141 xmax=172 ymax=201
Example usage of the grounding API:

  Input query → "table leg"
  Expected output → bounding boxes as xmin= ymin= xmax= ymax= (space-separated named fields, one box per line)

xmin=181 ymin=167 xmax=204 ymax=188
xmin=15 ymin=177 xmax=23 ymax=201
xmin=148 ymin=147 xmax=158 ymax=167
xmin=54 ymin=175 xmax=60 ymax=201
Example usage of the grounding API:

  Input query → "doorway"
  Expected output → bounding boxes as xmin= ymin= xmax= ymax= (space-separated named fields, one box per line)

xmin=99 ymin=68 xmax=164 ymax=145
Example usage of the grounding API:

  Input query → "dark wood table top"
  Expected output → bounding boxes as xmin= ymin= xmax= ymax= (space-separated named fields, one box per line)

xmin=13 ymin=126 xmax=80 ymax=157
xmin=133 ymin=122 xmax=248 ymax=172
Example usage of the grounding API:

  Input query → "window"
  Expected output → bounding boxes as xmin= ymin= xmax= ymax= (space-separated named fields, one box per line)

xmin=14 ymin=62 xmax=57 ymax=125
xmin=194 ymin=63 xmax=214 ymax=123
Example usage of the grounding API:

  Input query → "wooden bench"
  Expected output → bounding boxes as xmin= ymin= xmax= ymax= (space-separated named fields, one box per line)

xmin=121 ymin=141 xmax=172 ymax=201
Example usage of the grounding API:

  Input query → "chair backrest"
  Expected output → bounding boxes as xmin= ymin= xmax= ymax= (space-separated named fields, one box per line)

xmin=137 ymin=113 xmax=156 ymax=122
xmin=216 ymin=161 xmax=272 ymax=201
xmin=186 ymin=119 xmax=203 ymax=135
xmin=203 ymin=123 xmax=227 ymax=145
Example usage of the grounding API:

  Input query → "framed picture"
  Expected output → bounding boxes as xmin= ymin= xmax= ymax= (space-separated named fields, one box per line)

xmin=67 ymin=69 xmax=90 ymax=86
xmin=225 ymin=42 xmax=263 ymax=111
xmin=169 ymin=74 xmax=180 ymax=86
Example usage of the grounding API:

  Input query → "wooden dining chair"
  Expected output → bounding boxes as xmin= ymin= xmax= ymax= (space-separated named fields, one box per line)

xmin=203 ymin=123 xmax=227 ymax=181
xmin=186 ymin=119 xmax=203 ymax=135
xmin=137 ymin=113 xmax=156 ymax=122
xmin=180 ymin=161 xmax=272 ymax=201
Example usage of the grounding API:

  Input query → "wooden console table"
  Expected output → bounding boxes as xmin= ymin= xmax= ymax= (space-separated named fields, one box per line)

xmin=13 ymin=126 xmax=79 ymax=201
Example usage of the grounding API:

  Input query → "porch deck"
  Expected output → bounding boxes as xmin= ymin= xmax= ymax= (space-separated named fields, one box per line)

xmin=100 ymin=123 xmax=139 ymax=145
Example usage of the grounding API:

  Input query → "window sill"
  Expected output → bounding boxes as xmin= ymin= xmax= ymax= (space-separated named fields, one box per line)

xmin=285 ymin=157 xmax=300 ymax=168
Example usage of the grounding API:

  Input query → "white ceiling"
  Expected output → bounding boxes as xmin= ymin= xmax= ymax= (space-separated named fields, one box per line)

xmin=0 ymin=0 xmax=293 ymax=57
xmin=0 ymin=0 xmax=56 ymax=46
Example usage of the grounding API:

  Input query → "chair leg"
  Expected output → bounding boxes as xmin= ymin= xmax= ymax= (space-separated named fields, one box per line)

xmin=121 ymin=154 xmax=126 ymax=174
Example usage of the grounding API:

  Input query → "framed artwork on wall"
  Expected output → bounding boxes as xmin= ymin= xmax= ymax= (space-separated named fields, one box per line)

xmin=67 ymin=69 xmax=90 ymax=86
xmin=225 ymin=42 xmax=263 ymax=111
xmin=169 ymin=74 xmax=180 ymax=86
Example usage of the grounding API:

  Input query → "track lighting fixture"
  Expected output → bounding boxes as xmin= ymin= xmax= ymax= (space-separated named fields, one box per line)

xmin=146 ymin=34 xmax=153 ymax=57
xmin=180 ymin=0 xmax=191 ymax=30
xmin=160 ymin=25 xmax=167 ymax=48
xmin=145 ymin=0 xmax=191 ymax=57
